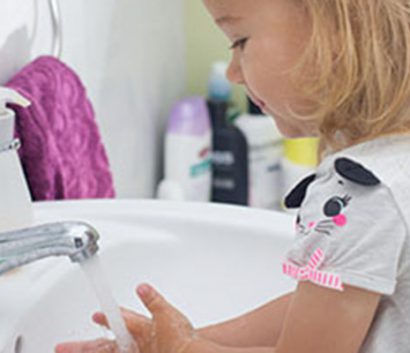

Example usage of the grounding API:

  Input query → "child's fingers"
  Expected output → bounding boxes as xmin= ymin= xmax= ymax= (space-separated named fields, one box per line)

xmin=136 ymin=283 xmax=168 ymax=317
xmin=55 ymin=338 xmax=118 ymax=353
xmin=121 ymin=308 xmax=152 ymax=338
xmin=137 ymin=283 xmax=186 ymax=319
xmin=92 ymin=312 xmax=108 ymax=327
xmin=89 ymin=339 xmax=118 ymax=353
xmin=136 ymin=283 xmax=183 ymax=319
xmin=120 ymin=307 xmax=147 ymax=321
xmin=92 ymin=309 xmax=152 ymax=340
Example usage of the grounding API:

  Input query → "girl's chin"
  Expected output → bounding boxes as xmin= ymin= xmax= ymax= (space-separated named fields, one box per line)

xmin=270 ymin=115 xmax=303 ymax=138
xmin=276 ymin=124 xmax=317 ymax=139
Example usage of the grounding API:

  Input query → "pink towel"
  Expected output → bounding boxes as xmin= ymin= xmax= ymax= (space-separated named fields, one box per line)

xmin=6 ymin=56 xmax=115 ymax=201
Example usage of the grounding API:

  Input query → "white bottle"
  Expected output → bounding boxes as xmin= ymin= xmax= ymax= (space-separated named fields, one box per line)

xmin=157 ymin=97 xmax=212 ymax=202
xmin=234 ymin=114 xmax=283 ymax=210
xmin=0 ymin=87 xmax=33 ymax=231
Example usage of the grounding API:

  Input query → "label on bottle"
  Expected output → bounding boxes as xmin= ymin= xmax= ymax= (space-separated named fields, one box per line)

xmin=248 ymin=142 xmax=282 ymax=209
xmin=211 ymin=151 xmax=235 ymax=167
xmin=212 ymin=178 xmax=235 ymax=190
xmin=165 ymin=134 xmax=212 ymax=202
xmin=190 ymin=158 xmax=212 ymax=177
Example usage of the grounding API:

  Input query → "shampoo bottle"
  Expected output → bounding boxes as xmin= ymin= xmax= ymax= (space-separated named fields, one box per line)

xmin=157 ymin=97 xmax=212 ymax=202
xmin=0 ymin=87 xmax=33 ymax=231
xmin=207 ymin=62 xmax=249 ymax=205
xmin=235 ymin=99 xmax=283 ymax=210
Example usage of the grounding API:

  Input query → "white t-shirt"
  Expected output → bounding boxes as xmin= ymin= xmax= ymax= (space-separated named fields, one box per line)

xmin=282 ymin=134 xmax=410 ymax=353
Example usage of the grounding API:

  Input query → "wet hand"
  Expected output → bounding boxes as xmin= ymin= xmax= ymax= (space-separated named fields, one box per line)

xmin=55 ymin=283 xmax=197 ymax=353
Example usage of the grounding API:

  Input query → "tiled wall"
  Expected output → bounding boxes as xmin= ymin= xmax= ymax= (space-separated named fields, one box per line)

xmin=0 ymin=0 xmax=186 ymax=198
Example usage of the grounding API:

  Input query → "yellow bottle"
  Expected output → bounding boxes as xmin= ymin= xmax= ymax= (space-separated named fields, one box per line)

xmin=280 ymin=138 xmax=319 ymax=212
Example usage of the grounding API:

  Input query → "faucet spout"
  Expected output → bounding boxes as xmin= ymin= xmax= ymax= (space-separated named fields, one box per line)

xmin=0 ymin=222 xmax=100 ymax=275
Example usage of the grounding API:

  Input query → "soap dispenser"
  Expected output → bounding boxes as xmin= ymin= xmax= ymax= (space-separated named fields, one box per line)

xmin=0 ymin=87 xmax=33 ymax=231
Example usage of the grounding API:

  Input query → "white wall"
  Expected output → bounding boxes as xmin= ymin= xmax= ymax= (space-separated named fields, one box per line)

xmin=0 ymin=0 xmax=186 ymax=198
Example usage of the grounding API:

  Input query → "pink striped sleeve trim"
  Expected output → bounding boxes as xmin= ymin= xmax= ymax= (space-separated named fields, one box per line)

xmin=282 ymin=248 xmax=344 ymax=292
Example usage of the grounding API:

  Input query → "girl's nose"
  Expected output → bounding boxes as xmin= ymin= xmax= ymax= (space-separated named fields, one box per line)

xmin=226 ymin=53 xmax=245 ymax=85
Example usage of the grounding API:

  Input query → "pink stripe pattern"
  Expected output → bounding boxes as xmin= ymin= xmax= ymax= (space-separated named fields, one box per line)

xmin=282 ymin=248 xmax=344 ymax=291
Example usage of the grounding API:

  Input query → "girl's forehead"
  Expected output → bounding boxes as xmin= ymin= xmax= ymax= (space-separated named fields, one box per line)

xmin=204 ymin=0 xmax=235 ymax=9
xmin=203 ymin=0 xmax=253 ymax=16
xmin=204 ymin=0 xmax=291 ymax=21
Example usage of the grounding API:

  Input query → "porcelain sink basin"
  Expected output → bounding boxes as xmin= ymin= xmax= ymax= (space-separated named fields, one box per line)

xmin=0 ymin=199 xmax=296 ymax=353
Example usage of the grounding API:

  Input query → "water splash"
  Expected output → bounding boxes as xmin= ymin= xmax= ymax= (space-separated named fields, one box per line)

xmin=80 ymin=255 xmax=139 ymax=353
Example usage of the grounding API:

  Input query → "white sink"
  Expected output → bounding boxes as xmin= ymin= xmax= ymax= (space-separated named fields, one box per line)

xmin=0 ymin=199 xmax=296 ymax=353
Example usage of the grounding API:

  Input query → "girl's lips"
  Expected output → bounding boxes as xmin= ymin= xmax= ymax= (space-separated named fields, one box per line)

xmin=247 ymin=90 xmax=266 ymax=110
xmin=256 ymin=99 xmax=266 ymax=109
xmin=252 ymin=97 xmax=267 ymax=111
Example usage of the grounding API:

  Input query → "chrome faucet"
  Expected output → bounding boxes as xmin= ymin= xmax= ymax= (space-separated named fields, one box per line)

xmin=0 ymin=222 xmax=100 ymax=275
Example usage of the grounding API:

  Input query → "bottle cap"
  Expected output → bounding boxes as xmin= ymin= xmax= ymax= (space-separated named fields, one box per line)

xmin=208 ymin=62 xmax=231 ymax=102
xmin=168 ymin=97 xmax=211 ymax=136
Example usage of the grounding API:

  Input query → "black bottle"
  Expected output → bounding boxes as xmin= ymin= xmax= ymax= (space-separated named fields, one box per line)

xmin=207 ymin=100 xmax=249 ymax=205
xmin=248 ymin=96 xmax=265 ymax=115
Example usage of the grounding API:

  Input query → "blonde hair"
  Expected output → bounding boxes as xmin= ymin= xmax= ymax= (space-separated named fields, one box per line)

xmin=293 ymin=0 xmax=410 ymax=160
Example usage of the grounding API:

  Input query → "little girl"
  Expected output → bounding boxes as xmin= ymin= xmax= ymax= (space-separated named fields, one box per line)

xmin=56 ymin=0 xmax=410 ymax=352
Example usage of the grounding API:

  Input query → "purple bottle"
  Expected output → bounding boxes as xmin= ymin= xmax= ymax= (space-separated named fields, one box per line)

xmin=158 ymin=97 xmax=212 ymax=202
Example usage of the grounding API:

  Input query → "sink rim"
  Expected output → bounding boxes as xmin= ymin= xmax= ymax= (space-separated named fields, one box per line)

xmin=0 ymin=199 xmax=295 ymax=351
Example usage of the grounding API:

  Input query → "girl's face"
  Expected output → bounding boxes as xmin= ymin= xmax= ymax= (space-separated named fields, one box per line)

xmin=203 ymin=0 xmax=318 ymax=138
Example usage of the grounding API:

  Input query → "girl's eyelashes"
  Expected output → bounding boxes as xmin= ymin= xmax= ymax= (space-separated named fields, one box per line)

xmin=229 ymin=38 xmax=248 ymax=51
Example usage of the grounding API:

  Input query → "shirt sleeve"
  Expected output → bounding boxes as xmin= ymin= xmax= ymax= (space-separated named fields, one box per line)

xmin=282 ymin=170 xmax=407 ymax=295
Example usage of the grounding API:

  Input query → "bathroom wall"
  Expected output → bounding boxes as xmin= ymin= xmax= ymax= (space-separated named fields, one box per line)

xmin=0 ymin=0 xmax=186 ymax=198
xmin=183 ymin=0 xmax=247 ymax=112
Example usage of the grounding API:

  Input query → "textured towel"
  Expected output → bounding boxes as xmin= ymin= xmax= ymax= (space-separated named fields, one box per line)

xmin=6 ymin=56 xmax=115 ymax=201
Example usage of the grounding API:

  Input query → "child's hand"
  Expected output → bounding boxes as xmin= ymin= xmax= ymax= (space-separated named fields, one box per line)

xmin=55 ymin=283 xmax=197 ymax=353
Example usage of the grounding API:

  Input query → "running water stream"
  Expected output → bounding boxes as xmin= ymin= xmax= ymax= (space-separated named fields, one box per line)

xmin=80 ymin=255 xmax=139 ymax=353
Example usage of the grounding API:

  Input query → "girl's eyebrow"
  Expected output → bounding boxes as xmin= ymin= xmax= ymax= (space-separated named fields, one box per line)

xmin=215 ymin=15 xmax=242 ymax=25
